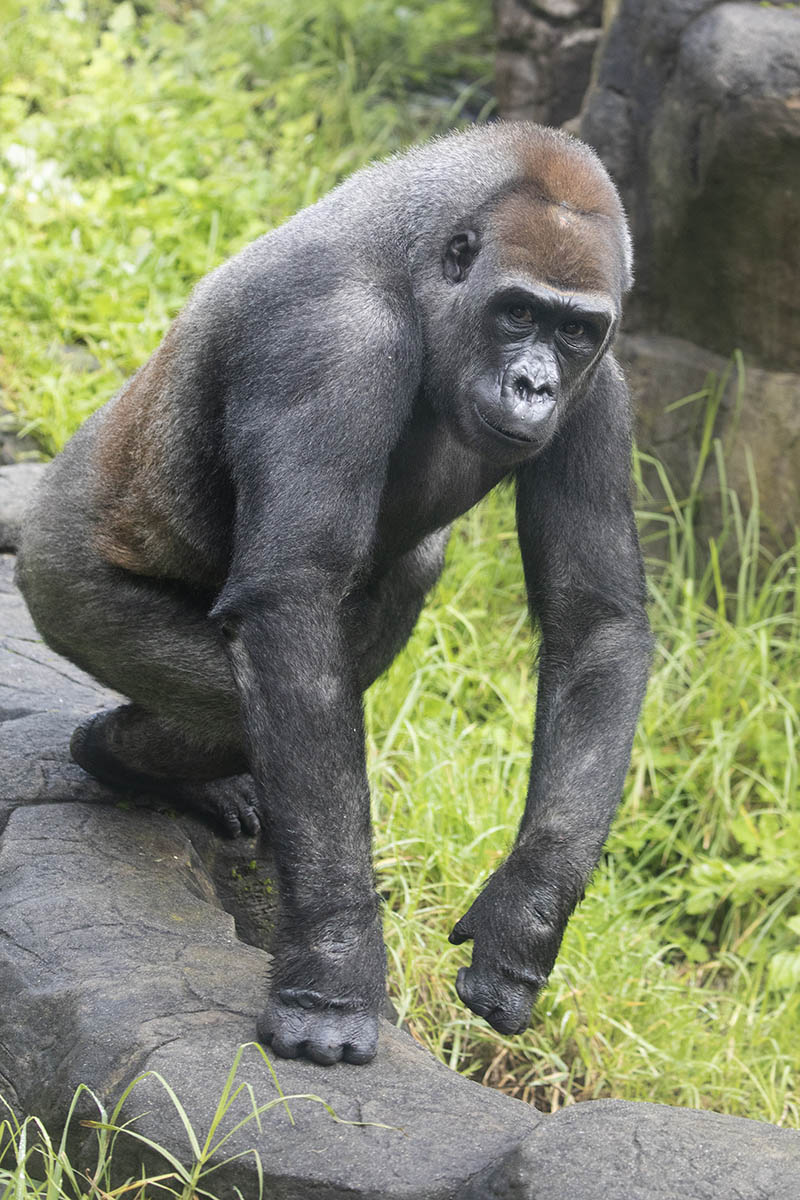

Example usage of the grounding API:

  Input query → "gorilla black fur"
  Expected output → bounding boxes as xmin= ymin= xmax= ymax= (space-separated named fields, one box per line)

xmin=16 ymin=122 xmax=652 ymax=1066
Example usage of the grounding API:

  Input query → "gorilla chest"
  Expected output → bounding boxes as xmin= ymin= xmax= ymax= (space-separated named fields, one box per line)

xmin=377 ymin=417 xmax=505 ymax=559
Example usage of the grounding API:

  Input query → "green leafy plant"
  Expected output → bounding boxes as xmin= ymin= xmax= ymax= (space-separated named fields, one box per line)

xmin=0 ymin=0 xmax=492 ymax=452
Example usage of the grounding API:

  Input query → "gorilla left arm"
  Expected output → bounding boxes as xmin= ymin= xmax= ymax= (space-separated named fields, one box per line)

xmin=450 ymin=357 xmax=652 ymax=1034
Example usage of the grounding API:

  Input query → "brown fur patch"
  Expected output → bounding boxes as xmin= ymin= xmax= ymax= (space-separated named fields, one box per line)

xmin=494 ymin=194 xmax=622 ymax=295
xmin=92 ymin=327 xmax=179 ymax=576
xmin=516 ymin=136 xmax=622 ymax=220
xmin=494 ymin=135 xmax=627 ymax=295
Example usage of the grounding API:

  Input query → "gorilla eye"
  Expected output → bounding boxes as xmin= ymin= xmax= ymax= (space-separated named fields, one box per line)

xmin=508 ymin=304 xmax=534 ymax=324
xmin=559 ymin=320 xmax=585 ymax=338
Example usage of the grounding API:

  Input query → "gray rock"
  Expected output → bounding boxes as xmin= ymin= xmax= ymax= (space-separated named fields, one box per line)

xmin=574 ymin=0 xmax=800 ymax=548
xmin=0 ymin=463 xmax=47 ymax=552
xmin=3 ymin=553 xmax=800 ymax=1197
xmin=0 ymin=553 xmax=542 ymax=1195
xmin=582 ymin=1 xmax=800 ymax=372
xmin=0 ymin=428 xmax=43 ymax=466
xmin=619 ymin=333 xmax=800 ymax=563
xmin=495 ymin=0 xmax=603 ymax=126
xmin=0 ymin=799 xmax=542 ymax=1199
xmin=466 ymin=1099 xmax=800 ymax=1199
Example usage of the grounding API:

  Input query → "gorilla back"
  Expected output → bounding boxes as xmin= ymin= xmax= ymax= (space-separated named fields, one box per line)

xmin=16 ymin=122 xmax=652 ymax=1067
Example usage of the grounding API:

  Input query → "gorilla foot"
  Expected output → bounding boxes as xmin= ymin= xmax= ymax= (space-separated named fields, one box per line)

xmin=70 ymin=711 xmax=259 ymax=838
xmin=257 ymin=989 xmax=379 ymax=1065
xmin=71 ymin=710 xmax=155 ymax=794
xmin=170 ymin=776 xmax=260 ymax=839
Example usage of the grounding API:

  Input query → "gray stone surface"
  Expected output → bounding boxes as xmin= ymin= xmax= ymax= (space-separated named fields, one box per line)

xmin=2 ymin=552 xmax=800 ymax=1197
xmin=619 ymin=333 xmax=800 ymax=562
xmin=0 ymin=798 xmax=542 ymax=1198
xmin=495 ymin=0 xmax=602 ymax=127
xmin=569 ymin=0 xmax=800 ymax=549
xmin=0 ymin=552 xmax=542 ymax=1195
xmin=468 ymin=1099 xmax=800 ymax=1199
xmin=582 ymin=1 xmax=800 ymax=373
xmin=0 ymin=463 xmax=46 ymax=552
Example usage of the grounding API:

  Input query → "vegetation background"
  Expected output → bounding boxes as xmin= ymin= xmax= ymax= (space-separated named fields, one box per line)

xmin=1 ymin=0 xmax=798 ymax=1154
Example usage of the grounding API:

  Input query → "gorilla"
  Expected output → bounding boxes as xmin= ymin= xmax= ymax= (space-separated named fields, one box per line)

xmin=16 ymin=122 xmax=652 ymax=1066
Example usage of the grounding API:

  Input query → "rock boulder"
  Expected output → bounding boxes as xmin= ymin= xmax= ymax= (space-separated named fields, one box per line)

xmin=2 ymin=549 xmax=799 ymax=1196
xmin=495 ymin=0 xmax=603 ymax=127
xmin=582 ymin=1 xmax=800 ymax=373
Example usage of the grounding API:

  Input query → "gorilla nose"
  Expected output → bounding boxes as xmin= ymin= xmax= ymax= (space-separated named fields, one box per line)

xmin=505 ymin=368 xmax=555 ymax=406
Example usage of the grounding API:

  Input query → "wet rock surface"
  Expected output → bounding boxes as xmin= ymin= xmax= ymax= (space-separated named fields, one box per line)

xmin=2 ymin=550 xmax=799 ymax=1197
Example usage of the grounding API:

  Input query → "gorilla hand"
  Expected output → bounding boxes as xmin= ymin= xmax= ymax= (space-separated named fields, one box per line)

xmin=449 ymin=856 xmax=566 ymax=1036
xmin=258 ymin=905 xmax=386 ymax=1066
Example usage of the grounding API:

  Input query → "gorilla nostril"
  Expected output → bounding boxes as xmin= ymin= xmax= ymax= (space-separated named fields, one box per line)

xmin=515 ymin=375 xmax=555 ymax=403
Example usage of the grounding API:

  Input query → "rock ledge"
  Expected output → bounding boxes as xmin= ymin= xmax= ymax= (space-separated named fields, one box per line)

xmin=1 ymin=551 xmax=799 ymax=1198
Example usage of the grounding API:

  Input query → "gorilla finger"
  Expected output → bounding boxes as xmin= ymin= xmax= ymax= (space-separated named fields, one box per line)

xmin=266 ymin=1032 xmax=303 ymax=1060
xmin=448 ymin=915 xmax=474 ymax=945
xmin=455 ymin=966 xmax=498 ymax=1020
xmin=340 ymin=1013 xmax=379 ymax=1065
xmin=343 ymin=1035 xmax=378 ymax=1065
xmin=482 ymin=977 xmax=538 ymax=1034
xmin=256 ymin=1001 xmax=306 ymax=1051
xmin=278 ymin=987 xmax=324 ymax=1009
xmin=219 ymin=804 xmax=242 ymax=838
xmin=486 ymin=1002 xmax=532 ymax=1036
xmin=305 ymin=1039 xmax=344 ymax=1066
xmin=257 ymin=1010 xmax=302 ymax=1059
xmin=304 ymin=1012 xmax=374 ymax=1066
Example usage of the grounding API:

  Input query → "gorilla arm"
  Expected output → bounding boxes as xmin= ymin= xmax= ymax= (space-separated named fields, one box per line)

xmin=450 ymin=356 xmax=653 ymax=1034
xmin=209 ymin=286 xmax=419 ymax=1065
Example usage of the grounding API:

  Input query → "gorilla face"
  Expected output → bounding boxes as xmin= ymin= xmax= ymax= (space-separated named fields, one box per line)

xmin=435 ymin=226 xmax=618 ymax=464
xmin=470 ymin=283 xmax=614 ymax=448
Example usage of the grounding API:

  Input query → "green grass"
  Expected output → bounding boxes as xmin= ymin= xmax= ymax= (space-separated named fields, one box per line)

xmin=0 ymin=0 xmax=492 ymax=451
xmin=1 ymin=0 xmax=798 ymax=1188
xmin=370 ymin=482 xmax=800 ymax=1122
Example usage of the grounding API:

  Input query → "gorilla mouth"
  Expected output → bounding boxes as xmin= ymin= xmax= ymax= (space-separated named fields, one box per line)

xmin=476 ymin=407 xmax=537 ymax=442
xmin=474 ymin=393 xmax=556 ymax=444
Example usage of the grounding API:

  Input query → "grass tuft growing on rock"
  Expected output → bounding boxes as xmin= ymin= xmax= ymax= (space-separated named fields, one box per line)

xmin=0 ymin=1044 xmax=396 ymax=1199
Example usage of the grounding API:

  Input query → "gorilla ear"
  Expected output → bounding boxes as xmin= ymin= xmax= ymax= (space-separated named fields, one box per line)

xmin=443 ymin=229 xmax=480 ymax=283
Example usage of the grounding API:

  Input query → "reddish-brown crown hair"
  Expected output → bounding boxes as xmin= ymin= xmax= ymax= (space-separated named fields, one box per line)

xmin=492 ymin=131 xmax=631 ymax=298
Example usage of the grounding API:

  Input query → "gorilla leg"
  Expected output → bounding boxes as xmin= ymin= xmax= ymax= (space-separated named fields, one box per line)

xmin=255 ymin=530 xmax=448 ymax=1060
xmin=16 ymin=458 xmax=251 ymax=828
xmin=25 ymin=551 xmax=256 ymax=831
